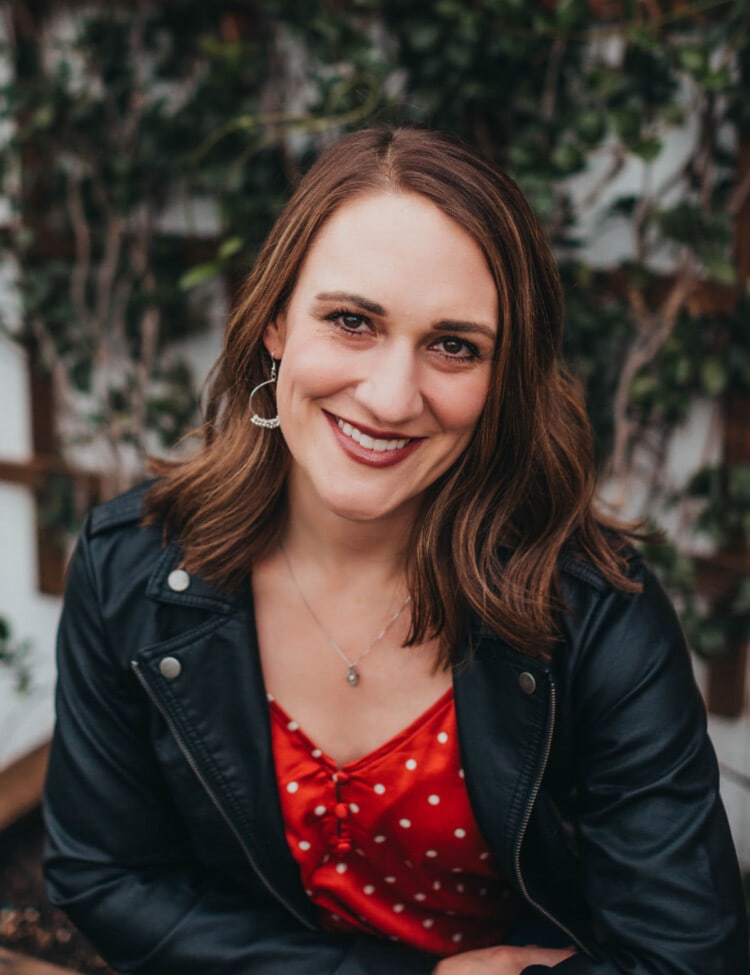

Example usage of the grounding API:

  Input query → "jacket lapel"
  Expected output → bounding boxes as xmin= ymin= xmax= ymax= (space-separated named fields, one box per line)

xmin=453 ymin=628 xmax=554 ymax=885
xmin=133 ymin=544 xmax=318 ymax=929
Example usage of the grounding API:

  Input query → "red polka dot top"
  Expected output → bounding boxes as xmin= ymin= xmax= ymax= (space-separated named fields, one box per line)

xmin=269 ymin=688 xmax=524 ymax=955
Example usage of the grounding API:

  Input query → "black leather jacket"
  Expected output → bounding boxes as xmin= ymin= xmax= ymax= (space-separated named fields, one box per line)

xmin=43 ymin=483 xmax=748 ymax=974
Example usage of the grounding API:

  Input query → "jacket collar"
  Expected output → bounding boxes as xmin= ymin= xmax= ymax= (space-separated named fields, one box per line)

xmin=145 ymin=541 xmax=246 ymax=615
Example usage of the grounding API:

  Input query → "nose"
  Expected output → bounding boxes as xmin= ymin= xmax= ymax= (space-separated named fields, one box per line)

xmin=353 ymin=342 xmax=424 ymax=426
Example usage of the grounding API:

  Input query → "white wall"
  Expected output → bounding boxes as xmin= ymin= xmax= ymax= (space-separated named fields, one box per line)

xmin=0 ymin=335 xmax=62 ymax=768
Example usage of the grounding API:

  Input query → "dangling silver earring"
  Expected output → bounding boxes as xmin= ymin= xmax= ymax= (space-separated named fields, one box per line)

xmin=249 ymin=357 xmax=280 ymax=429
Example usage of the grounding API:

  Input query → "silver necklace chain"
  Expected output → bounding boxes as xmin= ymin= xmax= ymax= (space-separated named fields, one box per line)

xmin=279 ymin=541 xmax=412 ymax=687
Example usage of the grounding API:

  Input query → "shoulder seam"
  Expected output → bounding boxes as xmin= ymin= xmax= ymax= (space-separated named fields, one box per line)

xmin=558 ymin=554 xmax=608 ymax=592
xmin=88 ymin=480 xmax=156 ymax=536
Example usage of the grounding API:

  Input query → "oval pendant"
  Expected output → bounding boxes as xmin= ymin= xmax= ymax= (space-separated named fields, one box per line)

xmin=346 ymin=665 xmax=360 ymax=687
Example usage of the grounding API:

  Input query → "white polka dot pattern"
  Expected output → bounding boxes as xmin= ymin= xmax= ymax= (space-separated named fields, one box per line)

xmin=267 ymin=687 xmax=520 ymax=956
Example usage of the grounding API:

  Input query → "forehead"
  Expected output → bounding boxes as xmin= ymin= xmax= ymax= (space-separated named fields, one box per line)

xmin=293 ymin=191 xmax=498 ymax=322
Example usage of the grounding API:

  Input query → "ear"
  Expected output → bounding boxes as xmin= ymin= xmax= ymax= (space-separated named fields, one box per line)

xmin=262 ymin=317 xmax=285 ymax=360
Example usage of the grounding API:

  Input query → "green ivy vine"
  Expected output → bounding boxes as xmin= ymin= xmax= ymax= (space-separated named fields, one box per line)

xmin=1 ymin=0 xmax=749 ymax=660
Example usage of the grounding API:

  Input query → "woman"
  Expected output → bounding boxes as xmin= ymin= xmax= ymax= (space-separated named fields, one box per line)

xmin=44 ymin=128 xmax=747 ymax=975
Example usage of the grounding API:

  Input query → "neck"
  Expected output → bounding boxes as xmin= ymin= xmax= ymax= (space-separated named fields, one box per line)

xmin=281 ymin=471 xmax=417 ymax=586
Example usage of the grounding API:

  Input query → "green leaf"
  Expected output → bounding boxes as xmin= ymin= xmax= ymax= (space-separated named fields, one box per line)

xmin=729 ymin=465 xmax=750 ymax=502
xmin=556 ymin=0 xmax=586 ymax=29
xmin=678 ymin=46 xmax=708 ymax=76
xmin=627 ymin=26 xmax=659 ymax=52
xmin=702 ymin=68 xmax=732 ymax=92
xmin=551 ymin=142 xmax=584 ymax=174
xmin=631 ymin=137 xmax=661 ymax=162
xmin=407 ymin=23 xmax=442 ymax=52
xmin=178 ymin=262 xmax=220 ymax=291
xmin=611 ymin=107 xmax=641 ymax=143
xmin=703 ymin=256 xmax=737 ymax=286
xmin=674 ymin=356 xmax=692 ymax=385
xmin=218 ymin=236 xmax=243 ymax=260
xmin=700 ymin=358 xmax=728 ymax=396
xmin=575 ymin=110 xmax=606 ymax=146
xmin=685 ymin=466 xmax=718 ymax=497
xmin=30 ymin=103 xmax=54 ymax=130
xmin=657 ymin=203 xmax=703 ymax=244
xmin=630 ymin=374 xmax=659 ymax=400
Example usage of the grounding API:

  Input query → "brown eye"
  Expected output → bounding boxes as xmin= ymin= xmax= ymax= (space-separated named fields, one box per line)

xmin=433 ymin=336 xmax=479 ymax=361
xmin=341 ymin=314 xmax=365 ymax=330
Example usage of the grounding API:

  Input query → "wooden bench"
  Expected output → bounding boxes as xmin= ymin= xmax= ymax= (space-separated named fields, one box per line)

xmin=0 ymin=948 xmax=79 ymax=974
xmin=0 ymin=744 xmax=50 ymax=833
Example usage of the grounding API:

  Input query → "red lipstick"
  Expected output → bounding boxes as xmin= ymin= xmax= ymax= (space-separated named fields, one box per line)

xmin=324 ymin=412 xmax=423 ymax=468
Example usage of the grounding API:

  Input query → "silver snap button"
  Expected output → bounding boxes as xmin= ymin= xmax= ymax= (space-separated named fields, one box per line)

xmin=159 ymin=656 xmax=182 ymax=680
xmin=167 ymin=568 xmax=190 ymax=592
xmin=518 ymin=672 xmax=536 ymax=695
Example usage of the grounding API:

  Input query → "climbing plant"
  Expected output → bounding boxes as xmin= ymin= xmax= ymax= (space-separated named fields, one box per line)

xmin=1 ymin=0 xmax=749 ymax=659
xmin=0 ymin=614 xmax=31 ymax=693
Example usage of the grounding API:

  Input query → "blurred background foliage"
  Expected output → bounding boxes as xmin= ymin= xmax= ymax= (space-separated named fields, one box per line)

xmin=0 ymin=613 xmax=32 ymax=693
xmin=1 ymin=0 xmax=749 ymax=660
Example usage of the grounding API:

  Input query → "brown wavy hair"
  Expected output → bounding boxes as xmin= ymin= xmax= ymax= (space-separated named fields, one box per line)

xmin=145 ymin=127 xmax=639 ymax=663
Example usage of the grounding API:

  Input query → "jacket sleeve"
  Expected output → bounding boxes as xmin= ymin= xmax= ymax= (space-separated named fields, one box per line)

xmin=43 ymin=528 xmax=438 ymax=975
xmin=522 ymin=565 xmax=749 ymax=975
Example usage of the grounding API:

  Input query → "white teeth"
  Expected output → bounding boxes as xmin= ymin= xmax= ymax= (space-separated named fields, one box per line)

xmin=336 ymin=418 xmax=409 ymax=452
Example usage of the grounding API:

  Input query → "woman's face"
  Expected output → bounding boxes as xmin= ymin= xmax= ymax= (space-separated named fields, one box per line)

xmin=263 ymin=191 xmax=498 ymax=527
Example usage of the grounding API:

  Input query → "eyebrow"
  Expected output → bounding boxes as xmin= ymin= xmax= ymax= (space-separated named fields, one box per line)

xmin=315 ymin=291 xmax=385 ymax=315
xmin=314 ymin=291 xmax=497 ymax=343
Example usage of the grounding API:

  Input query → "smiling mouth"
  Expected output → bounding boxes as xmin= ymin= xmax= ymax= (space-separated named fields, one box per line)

xmin=334 ymin=417 xmax=413 ymax=453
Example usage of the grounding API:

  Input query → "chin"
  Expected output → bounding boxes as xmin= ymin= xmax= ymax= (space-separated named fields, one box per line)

xmin=328 ymin=502 xmax=399 ymax=523
xmin=320 ymin=489 xmax=412 ymax=524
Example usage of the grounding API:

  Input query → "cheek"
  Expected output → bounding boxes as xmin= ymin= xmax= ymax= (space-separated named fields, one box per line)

xmin=276 ymin=347 xmax=346 ymax=423
xmin=433 ymin=377 xmax=492 ymax=433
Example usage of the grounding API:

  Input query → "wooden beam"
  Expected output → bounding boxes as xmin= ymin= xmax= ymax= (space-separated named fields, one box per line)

xmin=0 ymin=458 xmax=99 ymax=493
xmin=703 ymin=135 xmax=750 ymax=717
xmin=707 ymin=643 xmax=748 ymax=720
xmin=0 ymin=456 xmax=100 ymax=595
xmin=0 ymin=742 xmax=50 ymax=833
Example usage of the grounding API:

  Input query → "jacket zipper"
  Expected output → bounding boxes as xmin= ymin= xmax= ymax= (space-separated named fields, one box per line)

xmin=131 ymin=660 xmax=315 ymax=932
xmin=512 ymin=678 xmax=588 ymax=954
